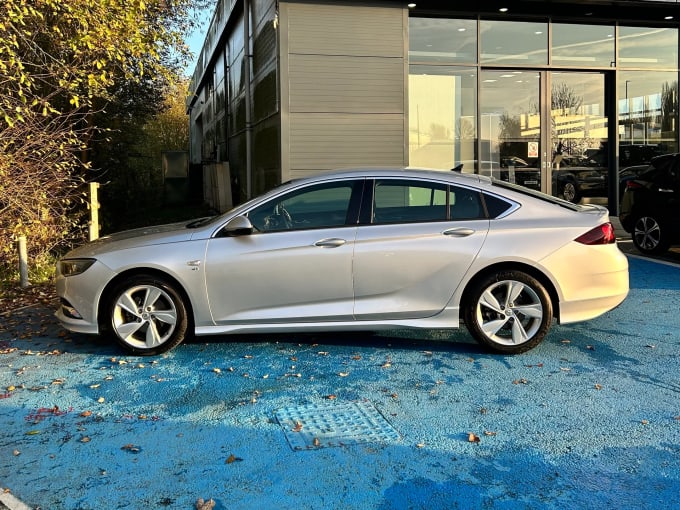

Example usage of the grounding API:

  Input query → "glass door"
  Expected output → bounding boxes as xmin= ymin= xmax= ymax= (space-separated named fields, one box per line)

xmin=549 ymin=72 xmax=608 ymax=204
xmin=480 ymin=70 xmax=542 ymax=193
xmin=480 ymin=70 xmax=609 ymax=204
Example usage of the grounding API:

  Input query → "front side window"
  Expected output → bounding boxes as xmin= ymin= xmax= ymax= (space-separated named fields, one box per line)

xmin=247 ymin=180 xmax=358 ymax=232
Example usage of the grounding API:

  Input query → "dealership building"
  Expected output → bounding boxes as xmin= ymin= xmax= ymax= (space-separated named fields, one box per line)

xmin=187 ymin=0 xmax=679 ymax=213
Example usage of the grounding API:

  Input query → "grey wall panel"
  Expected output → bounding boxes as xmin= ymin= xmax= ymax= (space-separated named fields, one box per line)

xmin=289 ymin=114 xmax=405 ymax=178
xmin=282 ymin=1 xmax=408 ymax=181
xmin=287 ymin=2 xmax=404 ymax=57
xmin=289 ymin=54 xmax=404 ymax=113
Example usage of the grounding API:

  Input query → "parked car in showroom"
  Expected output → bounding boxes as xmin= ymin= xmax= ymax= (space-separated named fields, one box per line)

xmin=56 ymin=168 xmax=629 ymax=356
xmin=619 ymin=153 xmax=680 ymax=255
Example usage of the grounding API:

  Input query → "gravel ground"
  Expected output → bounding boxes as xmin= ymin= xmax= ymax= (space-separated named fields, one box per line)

xmin=0 ymin=256 xmax=678 ymax=510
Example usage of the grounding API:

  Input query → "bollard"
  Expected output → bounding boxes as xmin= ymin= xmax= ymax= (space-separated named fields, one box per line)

xmin=18 ymin=235 xmax=30 ymax=288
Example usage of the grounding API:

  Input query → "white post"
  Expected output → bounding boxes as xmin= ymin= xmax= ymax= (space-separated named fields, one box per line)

xmin=89 ymin=182 xmax=100 ymax=241
xmin=18 ymin=235 xmax=29 ymax=288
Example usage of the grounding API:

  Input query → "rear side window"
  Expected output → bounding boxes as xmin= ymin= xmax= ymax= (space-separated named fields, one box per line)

xmin=372 ymin=179 xmax=486 ymax=224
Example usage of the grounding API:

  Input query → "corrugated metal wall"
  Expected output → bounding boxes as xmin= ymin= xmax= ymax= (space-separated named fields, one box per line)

xmin=280 ymin=1 xmax=408 ymax=181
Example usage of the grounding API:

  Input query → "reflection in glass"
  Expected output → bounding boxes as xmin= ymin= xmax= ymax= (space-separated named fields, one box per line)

xmin=618 ymin=71 xmax=678 ymax=155
xmin=480 ymin=20 xmax=548 ymax=65
xmin=551 ymin=73 xmax=608 ymax=205
xmin=480 ymin=71 xmax=541 ymax=190
xmin=619 ymin=27 xmax=678 ymax=69
xmin=409 ymin=18 xmax=477 ymax=64
xmin=408 ymin=66 xmax=476 ymax=170
xmin=552 ymin=24 xmax=615 ymax=67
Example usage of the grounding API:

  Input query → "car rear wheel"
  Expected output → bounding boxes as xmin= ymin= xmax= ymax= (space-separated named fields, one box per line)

xmin=464 ymin=271 xmax=553 ymax=354
xmin=632 ymin=215 xmax=670 ymax=255
xmin=105 ymin=275 xmax=188 ymax=355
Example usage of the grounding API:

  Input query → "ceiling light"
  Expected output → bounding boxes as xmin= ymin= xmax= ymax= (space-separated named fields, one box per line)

xmin=665 ymin=16 xmax=673 ymax=20
xmin=499 ymin=7 xmax=508 ymax=13
xmin=408 ymin=3 xmax=416 ymax=8
xmin=458 ymin=28 xmax=466 ymax=32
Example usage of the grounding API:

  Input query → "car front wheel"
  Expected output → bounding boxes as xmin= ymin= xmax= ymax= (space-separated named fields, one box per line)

xmin=104 ymin=275 xmax=188 ymax=355
xmin=464 ymin=271 xmax=553 ymax=354
xmin=632 ymin=215 xmax=670 ymax=255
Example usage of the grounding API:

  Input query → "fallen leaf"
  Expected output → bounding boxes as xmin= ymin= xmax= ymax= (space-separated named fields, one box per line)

xmin=351 ymin=355 xmax=361 ymax=360
xmin=641 ymin=419 xmax=649 ymax=425
xmin=594 ymin=384 xmax=603 ymax=390
xmin=212 ymin=368 xmax=221 ymax=374
xmin=80 ymin=436 xmax=91 ymax=443
xmin=416 ymin=442 xmax=426 ymax=448
xmin=423 ymin=351 xmax=433 ymax=356
xmin=7 ymin=385 xmax=15 ymax=392
xmin=196 ymin=498 xmax=215 ymax=510
xmin=513 ymin=379 xmax=528 ymax=385
xmin=483 ymin=431 xmax=497 ymax=436
xmin=121 ymin=444 xmax=140 ymax=453
xmin=561 ymin=339 xmax=571 ymax=344
xmin=325 ymin=394 xmax=337 ymax=400
xmin=226 ymin=454 xmax=243 ymax=464
xmin=338 ymin=372 xmax=349 ymax=377
xmin=13 ymin=449 xmax=20 ymax=456
xmin=80 ymin=410 xmax=92 ymax=417
xmin=97 ymin=397 xmax=105 ymax=403
xmin=292 ymin=421 xmax=303 ymax=432
xmin=90 ymin=384 xmax=100 ymax=389
xmin=25 ymin=430 xmax=41 ymax=435
xmin=468 ymin=433 xmax=481 ymax=443
xmin=313 ymin=438 xmax=321 ymax=447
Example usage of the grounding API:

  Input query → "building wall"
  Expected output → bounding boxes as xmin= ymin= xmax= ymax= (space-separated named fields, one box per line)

xmin=279 ymin=0 xmax=408 ymax=181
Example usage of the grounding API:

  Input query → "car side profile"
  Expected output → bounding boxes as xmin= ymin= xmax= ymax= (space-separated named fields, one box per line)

xmin=620 ymin=153 xmax=680 ymax=254
xmin=56 ymin=168 xmax=629 ymax=356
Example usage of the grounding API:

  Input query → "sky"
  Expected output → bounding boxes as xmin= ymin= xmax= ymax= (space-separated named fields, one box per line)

xmin=184 ymin=4 xmax=215 ymax=74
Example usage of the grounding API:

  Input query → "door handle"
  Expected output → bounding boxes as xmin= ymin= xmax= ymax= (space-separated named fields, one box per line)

xmin=442 ymin=227 xmax=475 ymax=237
xmin=314 ymin=238 xmax=346 ymax=248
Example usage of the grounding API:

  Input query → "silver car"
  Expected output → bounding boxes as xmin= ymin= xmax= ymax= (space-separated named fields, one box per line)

xmin=56 ymin=168 xmax=629 ymax=355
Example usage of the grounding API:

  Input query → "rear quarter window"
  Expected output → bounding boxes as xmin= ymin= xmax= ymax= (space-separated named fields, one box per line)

xmin=482 ymin=193 xmax=514 ymax=218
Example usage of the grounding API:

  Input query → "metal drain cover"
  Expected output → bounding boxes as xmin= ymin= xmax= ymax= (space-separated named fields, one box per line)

xmin=275 ymin=401 xmax=401 ymax=451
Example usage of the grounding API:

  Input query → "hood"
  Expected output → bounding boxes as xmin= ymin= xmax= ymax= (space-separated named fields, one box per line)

xmin=65 ymin=221 xmax=196 ymax=258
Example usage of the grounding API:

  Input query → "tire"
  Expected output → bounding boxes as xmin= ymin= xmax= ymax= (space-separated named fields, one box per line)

xmin=104 ymin=275 xmax=188 ymax=355
xmin=464 ymin=271 xmax=553 ymax=354
xmin=632 ymin=215 xmax=670 ymax=255
xmin=560 ymin=181 xmax=580 ymax=203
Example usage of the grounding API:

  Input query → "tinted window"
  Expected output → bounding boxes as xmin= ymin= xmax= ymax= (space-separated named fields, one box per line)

xmin=247 ymin=181 xmax=357 ymax=232
xmin=373 ymin=180 xmax=448 ymax=223
xmin=372 ymin=180 xmax=485 ymax=223
xmin=483 ymin=193 xmax=514 ymax=218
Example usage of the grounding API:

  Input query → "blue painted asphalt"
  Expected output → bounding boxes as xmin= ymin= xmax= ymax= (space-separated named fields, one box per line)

xmin=0 ymin=256 xmax=678 ymax=510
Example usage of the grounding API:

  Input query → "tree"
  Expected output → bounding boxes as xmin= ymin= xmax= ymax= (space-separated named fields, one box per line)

xmin=0 ymin=0 xmax=209 ymax=276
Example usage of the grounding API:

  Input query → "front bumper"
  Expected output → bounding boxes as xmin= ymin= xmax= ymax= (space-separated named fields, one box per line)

xmin=55 ymin=260 xmax=116 ymax=335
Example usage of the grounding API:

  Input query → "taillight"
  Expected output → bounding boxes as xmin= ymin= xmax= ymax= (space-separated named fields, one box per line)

xmin=626 ymin=180 xmax=644 ymax=190
xmin=575 ymin=223 xmax=616 ymax=245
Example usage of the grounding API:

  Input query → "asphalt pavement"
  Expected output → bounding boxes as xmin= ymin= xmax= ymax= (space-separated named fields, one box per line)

xmin=0 ymin=253 xmax=678 ymax=510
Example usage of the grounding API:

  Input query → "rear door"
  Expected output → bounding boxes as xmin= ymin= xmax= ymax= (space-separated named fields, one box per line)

xmin=352 ymin=178 xmax=489 ymax=320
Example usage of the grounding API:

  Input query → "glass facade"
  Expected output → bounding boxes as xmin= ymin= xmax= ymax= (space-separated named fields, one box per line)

xmin=409 ymin=16 xmax=679 ymax=209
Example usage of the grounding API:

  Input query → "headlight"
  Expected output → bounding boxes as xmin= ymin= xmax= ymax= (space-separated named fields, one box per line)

xmin=58 ymin=258 xmax=96 ymax=277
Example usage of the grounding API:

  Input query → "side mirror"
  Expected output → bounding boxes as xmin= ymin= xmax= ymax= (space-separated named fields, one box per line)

xmin=221 ymin=215 xmax=254 ymax=237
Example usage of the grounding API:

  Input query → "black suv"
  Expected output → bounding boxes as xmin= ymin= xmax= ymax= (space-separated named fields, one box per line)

xmin=619 ymin=153 xmax=680 ymax=255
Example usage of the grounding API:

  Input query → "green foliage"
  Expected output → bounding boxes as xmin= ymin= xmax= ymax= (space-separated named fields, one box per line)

xmin=0 ymin=0 xmax=211 ymax=281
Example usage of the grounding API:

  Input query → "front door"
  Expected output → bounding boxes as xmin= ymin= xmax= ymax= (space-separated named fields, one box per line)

xmin=480 ymin=70 xmax=610 ymax=205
